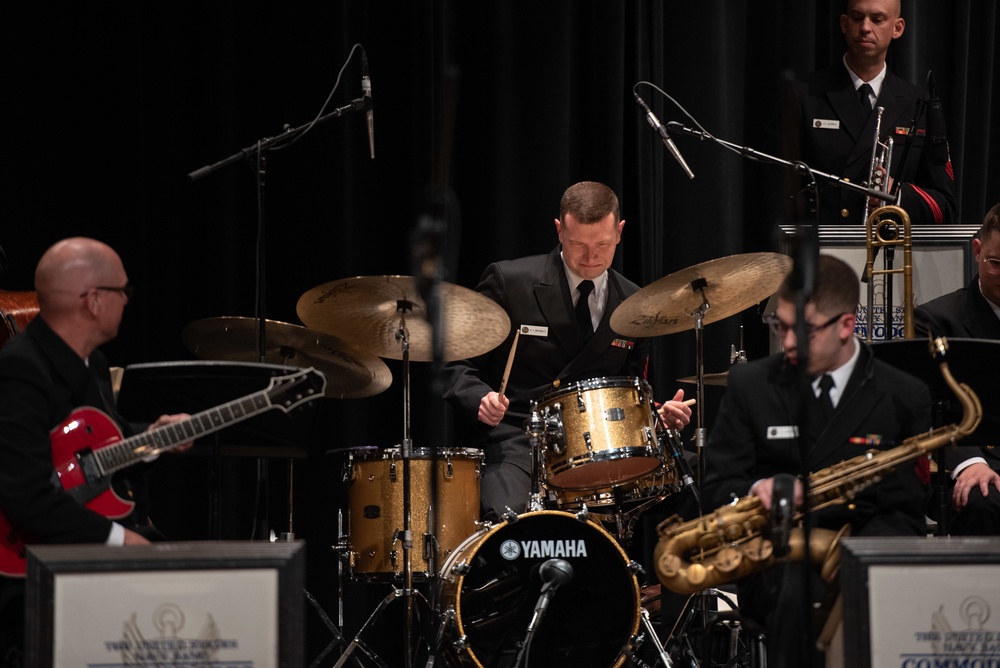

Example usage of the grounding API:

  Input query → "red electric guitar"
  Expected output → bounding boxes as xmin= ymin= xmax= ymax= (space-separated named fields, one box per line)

xmin=0 ymin=366 xmax=326 ymax=577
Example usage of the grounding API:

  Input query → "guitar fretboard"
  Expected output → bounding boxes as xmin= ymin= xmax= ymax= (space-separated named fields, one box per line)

xmin=93 ymin=391 xmax=272 ymax=474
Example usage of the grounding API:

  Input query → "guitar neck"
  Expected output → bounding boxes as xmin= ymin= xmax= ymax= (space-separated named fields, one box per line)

xmin=93 ymin=389 xmax=273 ymax=475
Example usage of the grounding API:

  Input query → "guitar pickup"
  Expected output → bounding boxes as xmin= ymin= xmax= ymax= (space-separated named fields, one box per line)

xmin=76 ymin=448 xmax=102 ymax=484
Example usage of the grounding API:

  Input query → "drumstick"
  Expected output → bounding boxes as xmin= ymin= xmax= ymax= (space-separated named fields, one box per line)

xmin=498 ymin=329 xmax=521 ymax=400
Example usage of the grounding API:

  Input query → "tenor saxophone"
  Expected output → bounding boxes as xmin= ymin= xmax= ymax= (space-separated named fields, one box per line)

xmin=654 ymin=338 xmax=982 ymax=595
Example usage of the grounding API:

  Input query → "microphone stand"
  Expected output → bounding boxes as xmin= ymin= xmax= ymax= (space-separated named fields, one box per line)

xmin=186 ymin=98 xmax=367 ymax=183
xmin=665 ymin=122 xmax=898 ymax=210
xmin=185 ymin=92 xmax=369 ymax=651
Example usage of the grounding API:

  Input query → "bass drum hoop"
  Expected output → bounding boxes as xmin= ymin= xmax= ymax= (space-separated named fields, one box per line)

xmin=439 ymin=510 xmax=640 ymax=667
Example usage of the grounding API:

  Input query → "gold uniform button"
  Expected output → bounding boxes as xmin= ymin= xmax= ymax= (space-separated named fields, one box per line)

xmin=841 ymin=208 xmax=851 ymax=218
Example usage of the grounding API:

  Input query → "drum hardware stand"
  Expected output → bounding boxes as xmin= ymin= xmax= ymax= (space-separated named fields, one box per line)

xmin=687 ymin=277 xmax=710 ymax=516
xmin=731 ymin=325 xmax=748 ymax=366
xmin=664 ymin=588 xmax=765 ymax=668
xmin=637 ymin=607 xmax=675 ymax=668
xmin=525 ymin=403 xmax=551 ymax=512
xmin=333 ymin=587 xmax=432 ymax=668
xmin=305 ymin=587 xmax=347 ymax=668
xmin=335 ymin=306 xmax=426 ymax=668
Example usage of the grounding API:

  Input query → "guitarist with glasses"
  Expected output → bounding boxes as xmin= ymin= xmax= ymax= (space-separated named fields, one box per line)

xmin=0 ymin=237 xmax=194 ymax=663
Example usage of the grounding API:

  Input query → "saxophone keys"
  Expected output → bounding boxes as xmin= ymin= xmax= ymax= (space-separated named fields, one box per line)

xmin=714 ymin=545 xmax=743 ymax=573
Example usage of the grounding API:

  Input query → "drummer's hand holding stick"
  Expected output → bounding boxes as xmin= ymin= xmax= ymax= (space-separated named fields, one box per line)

xmin=656 ymin=389 xmax=694 ymax=430
xmin=478 ymin=330 xmax=519 ymax=427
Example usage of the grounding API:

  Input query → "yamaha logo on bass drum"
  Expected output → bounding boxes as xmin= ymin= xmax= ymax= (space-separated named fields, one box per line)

xmin=499 ymin=538 xmax=589 ymax=560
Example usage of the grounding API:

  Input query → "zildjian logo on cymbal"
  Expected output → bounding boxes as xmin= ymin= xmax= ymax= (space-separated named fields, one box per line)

xmin=629 ymin=312 xmax=679 ymax=327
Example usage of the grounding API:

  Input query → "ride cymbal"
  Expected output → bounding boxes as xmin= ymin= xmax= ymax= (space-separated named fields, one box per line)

xmin=296 ymin=276 xmax=511 ymax=362
xmin=677 ymin=371 xmax=730 ymax=387
xmin=181 ymin=317 xmax=392 ymax=399
xmin=610 ymin=253 xmax=792 ymax=337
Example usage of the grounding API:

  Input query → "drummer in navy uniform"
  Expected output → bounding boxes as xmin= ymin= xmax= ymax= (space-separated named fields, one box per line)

xmin=442 ymin=181 xmax=692 ymax=522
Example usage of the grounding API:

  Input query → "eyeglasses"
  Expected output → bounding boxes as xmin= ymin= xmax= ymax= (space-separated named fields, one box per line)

xmin=766 ymin=312 xmax=847 ymax=339
xmin=79 ymin=283 xmax=134 ymax=301
xmin=982 ymin=257 xmax=1000 ymax=275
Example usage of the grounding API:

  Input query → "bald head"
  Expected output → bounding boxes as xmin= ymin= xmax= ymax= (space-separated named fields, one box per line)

xmin=33 ymin=238 xmax=130 ymax=357
xmin=845 ymin=0 xmax=900 ymax=18
xmin=35 ymin=237 xmax=124 ymax=313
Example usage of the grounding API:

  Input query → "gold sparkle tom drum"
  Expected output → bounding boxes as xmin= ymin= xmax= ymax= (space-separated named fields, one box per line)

xmin=347 ymin=446 xmax=482 ymax=580
xmin=535 ymin=376 xmax=660 ymax=490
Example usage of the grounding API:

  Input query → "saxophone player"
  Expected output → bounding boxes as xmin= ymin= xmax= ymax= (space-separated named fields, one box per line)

xmin=702 ymin=254 xmax=932 ymax=668
xmin=915 ymin=202 xmax=1000 ymax=536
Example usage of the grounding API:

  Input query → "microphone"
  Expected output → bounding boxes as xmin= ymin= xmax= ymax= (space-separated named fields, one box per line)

xmin=528 ymin=559 xmax=573 ymax=633
xmin=924 ymin=71 xmax=948 ymax=166
xmin=361 ymin=50 xmax=374 ymax=159
xmin=514 ymin=559 xmax=574 ymax=668
xmin=538 ymin=557 xmax=573 ymax=593
xmin=662 ymin=430 xmax=699 ymax=506
xmin=634 ymin=92 xmax=695 ymax=179
xmin=769 ymin=473 xmax=797 ymax=557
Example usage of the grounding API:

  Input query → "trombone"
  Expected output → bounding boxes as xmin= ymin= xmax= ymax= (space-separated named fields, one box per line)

xmin=863 ymin=106 xmax=914 ymax=342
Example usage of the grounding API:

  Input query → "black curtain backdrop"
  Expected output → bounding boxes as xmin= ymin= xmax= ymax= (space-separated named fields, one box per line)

xmin=3 ymin=0 xmax=998 ymax=655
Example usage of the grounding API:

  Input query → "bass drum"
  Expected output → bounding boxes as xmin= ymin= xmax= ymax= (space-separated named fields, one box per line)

xmin=436 ymin=510 xmax=640 ymax=667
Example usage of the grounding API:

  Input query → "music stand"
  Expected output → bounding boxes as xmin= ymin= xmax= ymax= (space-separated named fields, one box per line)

xmin=117 ymin=360 xmax=327 ymax=539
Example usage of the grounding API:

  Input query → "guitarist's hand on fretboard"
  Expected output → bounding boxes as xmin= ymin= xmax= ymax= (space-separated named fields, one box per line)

xmin=147 ymin=413 xmax=195 ymax=454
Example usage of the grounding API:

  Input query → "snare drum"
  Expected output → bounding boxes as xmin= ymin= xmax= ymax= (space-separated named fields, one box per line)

xmin=347 ymin=447 xmax=482 ymax=580
xmin=536 ymin=376 xmax=660 ymax=490
xmin=436 ymin=510 xmax=640 ymax=667
xmin=551 ymin=463 xmax=680 ymax=511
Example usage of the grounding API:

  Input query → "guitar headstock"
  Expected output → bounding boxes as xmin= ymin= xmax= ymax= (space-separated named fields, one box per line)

xmin=265 ymin=367 xmax=327 ymax=411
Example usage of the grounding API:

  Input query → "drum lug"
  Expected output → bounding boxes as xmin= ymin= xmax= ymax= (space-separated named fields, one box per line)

xmin=628 ymin=559 xmax=646 ymax=577
xmin=576 ymin=393 xmax=586 ymax=412
xmin=389 ymin=460 xmax=397 ymax=480
xmin=451 ymin=560 xmax=471 ymax=576
xmin=445 ymin=459 xmax=454 ymax=478
xmin=501 ymin=507 xmax=520 ymax=523
xmin=644 ymin=426 xmax=654 ymax=445
xmin=575 ymin=505 xmax=589 ymax=522
xmin=583 ymin=431 xmax=593 ymax=452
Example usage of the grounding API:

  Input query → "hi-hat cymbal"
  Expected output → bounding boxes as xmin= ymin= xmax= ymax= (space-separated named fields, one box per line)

xmin=610 ymin=252 xmax=792 ymax=337
xmin=181 ymin=317 xmax=392 ymax=399
xmin=677 ymin=371 xmax=730 ymax=387
xmin=296 ymin=276 xmax=511 ymax=362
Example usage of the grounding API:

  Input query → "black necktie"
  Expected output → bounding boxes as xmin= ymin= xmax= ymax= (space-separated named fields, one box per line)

xmin=858 ymin=83 xmax=873 ymax=114
xmin=575 ymin=280 xmax=595 ymax=342
xmin=817 ymin=374 xmax=836 ymax=421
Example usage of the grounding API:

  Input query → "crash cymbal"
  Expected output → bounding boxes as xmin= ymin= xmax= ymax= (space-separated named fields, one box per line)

xmin=677 ymin=371 xmax=730 ymax=387
xmin=296 ymin=276 xmax=512 ymax=362
xmin=181 ymin=317 xmax=392 ymax=399
xmin=610 ymin=252 xmax=792 ymax=337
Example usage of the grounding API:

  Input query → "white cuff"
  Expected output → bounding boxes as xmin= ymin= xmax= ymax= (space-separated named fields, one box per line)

xmin=106 ymin=522 xmax=126 ymax=546
xmin=952 ymin=457 xmax=988 ymax=479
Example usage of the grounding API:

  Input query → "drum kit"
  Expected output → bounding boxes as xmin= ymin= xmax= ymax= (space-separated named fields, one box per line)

xmin=177 ymin=252 xmax=790 ymax=668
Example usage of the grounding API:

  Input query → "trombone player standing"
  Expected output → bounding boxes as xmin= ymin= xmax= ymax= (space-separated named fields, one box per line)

xmin=773 ymin=0 xmax=956 ymax=225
